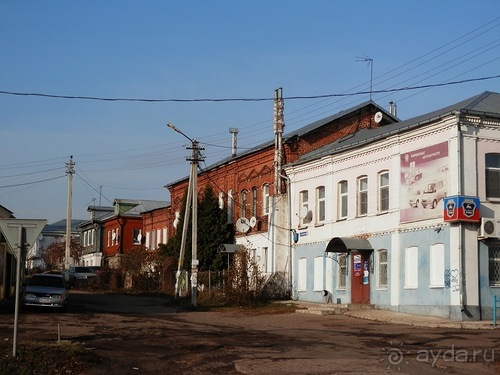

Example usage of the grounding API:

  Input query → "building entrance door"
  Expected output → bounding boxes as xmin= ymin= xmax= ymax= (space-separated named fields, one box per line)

xmin=351 ymin=251 xmax=371 ymax=304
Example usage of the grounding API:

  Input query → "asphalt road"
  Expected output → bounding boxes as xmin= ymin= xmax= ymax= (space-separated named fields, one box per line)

xmin=1 ymin=291 xmax=499 ymax=374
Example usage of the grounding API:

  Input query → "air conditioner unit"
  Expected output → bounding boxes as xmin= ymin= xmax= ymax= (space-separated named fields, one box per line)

xmin=479 ymin=218 xmax=499 ymax=238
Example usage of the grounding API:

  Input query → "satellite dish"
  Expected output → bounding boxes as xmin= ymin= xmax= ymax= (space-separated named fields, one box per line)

xmin=249 ymin=216 xmax=257 ymax=228
xmin=299 ymin=206 xmax=308 ymax=219
xmin=374 ymin=111 xmax=383 ymax=124
xmin=235 ymin=217 xmax=251 ymax=233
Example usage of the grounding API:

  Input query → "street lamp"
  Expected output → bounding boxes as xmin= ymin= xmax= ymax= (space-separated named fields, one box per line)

xmin=167 ymin=123 xmax=204 ymax=307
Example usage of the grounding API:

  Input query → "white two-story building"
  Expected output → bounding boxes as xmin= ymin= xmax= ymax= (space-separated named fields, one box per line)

xmin=285 ymin=91 xmax=500 ymax=321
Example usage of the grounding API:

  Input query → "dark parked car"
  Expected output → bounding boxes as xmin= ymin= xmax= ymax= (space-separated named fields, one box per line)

xmin=22 ymin=273 xmax=69 ymax=309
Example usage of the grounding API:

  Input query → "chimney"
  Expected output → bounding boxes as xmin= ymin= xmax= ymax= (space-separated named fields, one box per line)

xmin=229 ymin=128 xmax=239 ymax=157
xmin=389 ymin=101 xmax=397 ymax=117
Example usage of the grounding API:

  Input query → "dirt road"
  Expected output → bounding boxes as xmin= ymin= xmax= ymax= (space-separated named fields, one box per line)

xmin=1 ymin=291 xmax=499 ymax=374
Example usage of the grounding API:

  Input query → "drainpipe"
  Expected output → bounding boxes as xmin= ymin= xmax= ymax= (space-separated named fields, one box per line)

xmin=279 ymin=168 xmax=293 ymax=296
xmin=455 ymin=110 xmax=466 ymax=313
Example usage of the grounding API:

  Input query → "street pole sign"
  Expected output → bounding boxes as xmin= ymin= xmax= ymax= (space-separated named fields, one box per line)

xmin=0 ymin=219 xmax=47 ymax=259
xmin=0 ymin=218 xmax=46 ymax=358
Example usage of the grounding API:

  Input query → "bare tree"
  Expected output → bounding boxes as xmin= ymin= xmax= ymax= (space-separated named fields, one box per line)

xmin=42 ymin=238 xmax=84 ymax=270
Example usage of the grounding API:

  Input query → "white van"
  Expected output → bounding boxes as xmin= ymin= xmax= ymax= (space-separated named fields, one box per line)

xmin=421 ymin=179 xmax=448 ymax=209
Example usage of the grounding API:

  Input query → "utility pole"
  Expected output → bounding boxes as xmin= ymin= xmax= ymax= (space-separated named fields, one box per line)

xmin=273 ymin=87 xmax=285 ymax=194
xmin=65 ymin=156 xmax=74 ymax=269
xmin=167 ymin=123 xmax=204 ymax=307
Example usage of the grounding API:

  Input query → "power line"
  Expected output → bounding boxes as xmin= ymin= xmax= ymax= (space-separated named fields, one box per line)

xmin=0 ymin=75 xmax=498 ymax=103
xmin=0 ymin=175 xmax=65 ymax=188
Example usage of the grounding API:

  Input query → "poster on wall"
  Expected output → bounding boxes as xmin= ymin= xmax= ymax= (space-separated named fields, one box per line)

xmin=400 ymin=141 xmax=449 ymax=223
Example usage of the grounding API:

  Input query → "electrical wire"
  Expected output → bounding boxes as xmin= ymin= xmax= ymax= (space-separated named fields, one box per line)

xmin=0 ymin=75 xmax=498 ymax=103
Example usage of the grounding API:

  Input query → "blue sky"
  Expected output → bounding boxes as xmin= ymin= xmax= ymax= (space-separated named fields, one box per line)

xmin=1 ymin=1 xmax=499 ymax=223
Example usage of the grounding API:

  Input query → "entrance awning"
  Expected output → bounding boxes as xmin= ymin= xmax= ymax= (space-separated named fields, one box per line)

xmin=325 ymin=237 xmax=373 ymax=253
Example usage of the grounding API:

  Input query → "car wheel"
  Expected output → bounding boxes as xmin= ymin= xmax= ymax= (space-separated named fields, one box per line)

xmin=431 ymin=199 xmax=438 ymax=209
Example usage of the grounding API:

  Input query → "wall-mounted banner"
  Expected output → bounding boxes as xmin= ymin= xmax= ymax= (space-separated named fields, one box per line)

xmin=443 ymin=195 xmax=480 ymax=223
xmin=400 ymin=141 xmax=449 ymax=223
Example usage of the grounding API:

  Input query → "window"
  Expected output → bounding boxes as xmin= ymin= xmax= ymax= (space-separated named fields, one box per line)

xmin=337 ymin=254 xmax=347 ymax=289
xmin=251 ymin=187 xmax=257 ymax=217
xmin=316 ymin=186 xmax=326 ymax=224
xmin=299 ymin=190 xmax=309 ymax=226
xmin=314 ymin=256 xmax=324 ymax=291
xmin=298 ymin=258 xmax=307 ymax=291
xmin=151 ymin=230 xmax=156 ymax=250
xmin=357 ymin=176 xmax=368 ymax=216
xmin=218 ymin=192 xmax=224 ymax=210
xmin=378 ymin=171 xmax=389 ymax=212
xmin=133 ymin=228 xmax=141 ymax=245
xmin=430 ymin=244 xmax=445 ymax=287
xmin=227 ymin=189 xmax=234 ymax=224
xmin=262 ymin=184 xmax=270 ymax=215
xmin=262 ymin=247 xmax=269 ymax=273
xmin=163 ymin=227 xmax=168 ymax=244
xmin=338 ymin=181 xmax=348 ymax=219
xmin=240 ymin=190 xmax=248 ymax=218
xmin=489 ymin=245 xmax=500 ymax=286
xmin=405 ymin=246 xmax=418 ymax=288
xmin=377 ymin=250 xmax=388 ymax=288
xmin=486 ymin=153 xmax=500 ymax=199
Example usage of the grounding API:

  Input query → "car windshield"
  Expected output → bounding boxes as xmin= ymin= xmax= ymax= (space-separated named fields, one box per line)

xmin=75 ymin=267 xmax=94 ymax=273
xmin=29 ymin=276 xmax=64 ymax=288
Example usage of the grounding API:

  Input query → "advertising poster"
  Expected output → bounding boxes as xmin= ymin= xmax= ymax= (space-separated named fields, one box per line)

xmin=400 ymin=141 xmax=449 ymax=223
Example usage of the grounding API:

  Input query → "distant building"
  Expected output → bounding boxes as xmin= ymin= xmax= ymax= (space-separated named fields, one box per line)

xmin=77 ymin=206 xmax=115 ymax=267
xmin=102 ymin=199 xmax=170 ymax=267
xmin=27 ymin=219 xmax=85 ymax=271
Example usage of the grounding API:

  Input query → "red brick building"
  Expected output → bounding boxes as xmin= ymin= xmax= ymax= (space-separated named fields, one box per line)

xmin=165 ymin=100 xmax=398 ymax=291
xmin=102 ymin=199 xmax=169 ymax=266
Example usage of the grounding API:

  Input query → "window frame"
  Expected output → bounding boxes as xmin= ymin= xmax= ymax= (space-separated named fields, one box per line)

xmin=227 ymin=189 xmax=234 ymax=224
xmin=338 ymin=180 xmax=348 ymax=219
xmin=486 ymin=153 xmax=500 ymax=200
xmin=377 ymin=249 xmax=388 ymax=288
xmin=262 ymin=184 xmax=270 ymax=216
xmin=378 ymin=171 xmax=390 ymax=213
xmin=251 ymin=187 xmax=258 ymax=217
xmin=316 ymin=186 xmax=326 ymax=224
xmin=357 ymin=175 xmax=368 ymax=217
xmin=299 ymin=190 xmax=309 ymax=226
xmin=489 ymin=244 xmax=500 ymax=287
xmin=337 ymin=253 xmax=347 ymax=290
xmin=240 ymin=190 xmax=248 ymax=218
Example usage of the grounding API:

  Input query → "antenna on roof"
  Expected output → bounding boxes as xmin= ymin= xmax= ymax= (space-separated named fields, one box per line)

xmin=356 ymin=54 xmax=373 ymax=101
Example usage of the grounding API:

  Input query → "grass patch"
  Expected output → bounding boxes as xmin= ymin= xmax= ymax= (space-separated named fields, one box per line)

xmin=0 ymin=340 xmax=102 ymax=375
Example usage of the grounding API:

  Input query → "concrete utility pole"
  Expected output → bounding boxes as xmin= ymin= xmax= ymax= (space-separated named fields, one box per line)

xmin=65 ymin=156 xmax=74 ymax=269
xmin=274 ymin=87 xmax=285 ymax=194
xmin=167 ymin=123 xmax=204 ymax=307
